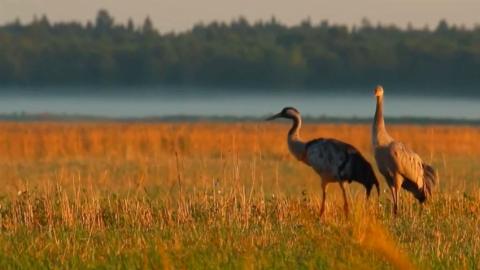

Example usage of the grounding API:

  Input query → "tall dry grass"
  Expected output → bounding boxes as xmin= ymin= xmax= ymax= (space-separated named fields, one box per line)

xmin=1 ymin=122 xmax=478 ymax=193
xmin=0 ymin=122 xmax=479 ymax=269
xmin=1 ymin=122 xmax=479 ymax=160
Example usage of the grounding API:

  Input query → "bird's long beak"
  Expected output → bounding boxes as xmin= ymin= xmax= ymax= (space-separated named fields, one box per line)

xmin=265 ymin=112 xmax=282 ymax=121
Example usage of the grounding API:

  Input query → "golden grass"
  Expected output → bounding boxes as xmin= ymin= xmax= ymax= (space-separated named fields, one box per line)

xmin=1 ymin=122 xmax=478 ymax=193
xmin=0 ymin=122 xmax=478 ymax=268
xmin=1 ymin=122 xmax=479 ymax=160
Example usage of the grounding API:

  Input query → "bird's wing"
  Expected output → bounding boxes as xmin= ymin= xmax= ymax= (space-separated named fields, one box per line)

xmin=389 ymin=141 xmax=424 ymax=187
xmin=305 ymin=139 xmax=348 ymax=178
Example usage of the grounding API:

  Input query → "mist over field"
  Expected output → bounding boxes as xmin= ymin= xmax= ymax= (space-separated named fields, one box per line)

xmin=0 ymin=85 xmax=479 ymax=121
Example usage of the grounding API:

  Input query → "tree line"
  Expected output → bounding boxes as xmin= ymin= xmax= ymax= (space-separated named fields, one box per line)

xmin=0 ymin=10 xmax=479 ymax=88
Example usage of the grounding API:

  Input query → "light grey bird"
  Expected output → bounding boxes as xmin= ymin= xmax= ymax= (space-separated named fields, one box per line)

xmin=372 ymin=86 xmax=438 ymax=215
xmin=267 ymin=107 xmax=379 ymax=216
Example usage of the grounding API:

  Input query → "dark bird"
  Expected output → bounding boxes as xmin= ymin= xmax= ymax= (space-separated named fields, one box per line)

xmin=372 ymin=86 xmax=438 ymax=215
xmin=267 ymin=107 xmax=379 ymax=216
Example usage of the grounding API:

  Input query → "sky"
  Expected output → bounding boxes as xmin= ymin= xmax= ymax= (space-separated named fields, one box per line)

xmin=0 ymin=0 xmax=479 ymax=32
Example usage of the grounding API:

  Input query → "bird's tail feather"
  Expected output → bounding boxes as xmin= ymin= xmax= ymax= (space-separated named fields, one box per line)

xmin=374 ymin=181 xmax=380 ymax=197
xmin=403 ymin=163 xmax=438 ymax=203
xmin=401 ymin=179 xmax=426 ymax=203
xmin=422 ymin=163 xmax=438 ymax=197
xmin=345 ymin=153 xmax=380 ymax=199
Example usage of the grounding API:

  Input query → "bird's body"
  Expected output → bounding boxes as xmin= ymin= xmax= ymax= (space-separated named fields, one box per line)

xmin=372 ymin=86 xmax=438 ymax=214
xmin=306 ymin=138 xmax=378 ymax=189
xmin=268 ymin=107 xmax=379 ymax=216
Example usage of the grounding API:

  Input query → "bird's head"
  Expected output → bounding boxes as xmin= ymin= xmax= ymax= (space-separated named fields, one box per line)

xmin=374 ymin=85 xmax=384 ymax=97
xmin=266 ymin=107 xmax=300 ymax=121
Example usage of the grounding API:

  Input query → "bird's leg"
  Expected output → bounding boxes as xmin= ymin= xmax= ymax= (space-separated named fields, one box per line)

xmin=320 ymin=181 xmax=327 ymax=217
xmin=339 ymin=182 xmax=349 ymax=217
xmin=419 ymin=203 xmax=425 ymax=215
xmin=364 ymin=187 xmax=374 ymax=213
xmin=390 ymin=186 xmax=398 ymax=215
xmin=395 ymin=188 xmax=400 ymax=216
xmin=394 ymin=174 xmax=403 ymax=216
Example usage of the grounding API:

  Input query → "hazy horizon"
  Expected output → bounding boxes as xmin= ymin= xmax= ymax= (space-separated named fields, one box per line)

xmin=1 ymin=86 xmax=479 ymax=120
xmin=0 ymin=0 xmax=479 ymax=32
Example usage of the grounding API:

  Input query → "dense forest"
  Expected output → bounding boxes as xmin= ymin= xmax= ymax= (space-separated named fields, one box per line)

xmin=0 ymin=10 xmax=479 ymax=88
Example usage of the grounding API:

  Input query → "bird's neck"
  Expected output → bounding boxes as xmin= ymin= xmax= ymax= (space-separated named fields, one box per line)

xmin=288 ymin=115 xmax=306 ymax=161
xmin=373 ymin=96 xmax=393 ymax=147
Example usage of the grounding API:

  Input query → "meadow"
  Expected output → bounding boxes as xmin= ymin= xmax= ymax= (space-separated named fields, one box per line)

xmin=0 ymin=122 xmax=479 ymax=269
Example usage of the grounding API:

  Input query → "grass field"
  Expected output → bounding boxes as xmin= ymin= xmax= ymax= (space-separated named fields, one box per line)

xmin=0 ymin=122 xmax=479 ymax=269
